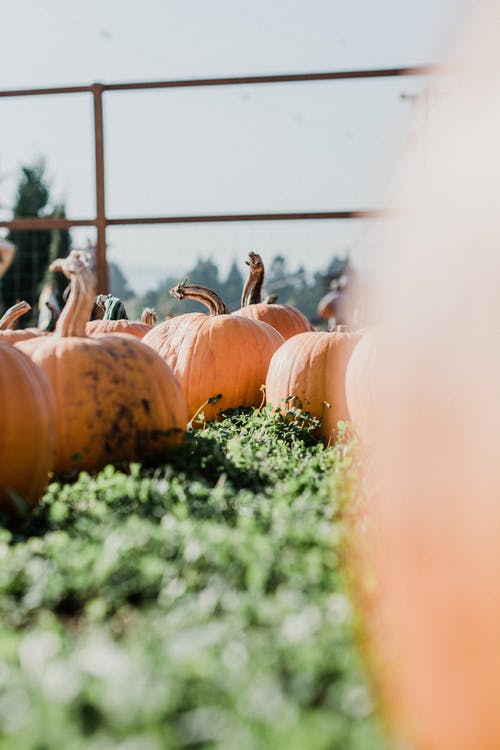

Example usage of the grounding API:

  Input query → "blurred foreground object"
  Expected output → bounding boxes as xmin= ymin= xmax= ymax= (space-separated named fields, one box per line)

xmin=0 ymin=239 xmax=16 ymax=279
xmin=353 ymin=3 xmax=500 ymax=750
xmin=317 ymin=259 xmax=365 ymax=328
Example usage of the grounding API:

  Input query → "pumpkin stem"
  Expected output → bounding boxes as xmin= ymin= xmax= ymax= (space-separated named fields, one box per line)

xmin=0 ymin=301 xmax=31 ymax=330
xmin=50 ymin=251 xmax=96 ymax=337
xmin=170 ymin=279 xmax=230 ymax=316
xmin=141 ymin=307 xmax=158 ymax=326
xmin=329 ymin=324 xmax=352 ymax=333
xmin=264 ymin=294 xmax=279 ymax=304
xmin=241 ymin=252 xmax=265 ymax=306
xmin=90 ymin=293 xmax=108 ymax=320
xmin=102 ymin=295 xmax=128 ymax=320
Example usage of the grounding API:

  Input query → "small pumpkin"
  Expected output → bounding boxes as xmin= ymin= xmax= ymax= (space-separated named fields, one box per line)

xmin=265 ymin=326 xmax=361 ymax=442
xmin=18 ymin=251 xmax=188 ymax=475
xmin=142 ymin=280 xmax=284 ymax=422
xmin=235 ymin=252 xmax=314 ymax=339
xmin=0 ymin=301 xmax=41 ymax=344
xmin=0 ymin=340 xmax=55 ymax=510
xmin=86 ymin=294 xmax=152 ymax=339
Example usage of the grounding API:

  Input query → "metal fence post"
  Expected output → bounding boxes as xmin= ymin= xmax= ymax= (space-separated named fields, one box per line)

xmin=92 ymin=83 xmax=108 ymax=293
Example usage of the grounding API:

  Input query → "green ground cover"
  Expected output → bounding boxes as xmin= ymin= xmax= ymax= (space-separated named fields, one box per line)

xmin=0 ymin=408 xmax=387 ymax=749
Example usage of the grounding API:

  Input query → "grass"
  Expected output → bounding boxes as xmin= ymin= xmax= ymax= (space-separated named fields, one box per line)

xmin=0 ymin=407 xmax=387 ymax=749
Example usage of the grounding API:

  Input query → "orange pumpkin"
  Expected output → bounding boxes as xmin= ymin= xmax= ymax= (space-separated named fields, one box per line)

xmin=142 ymin=280 xmax=284 ymax=422
xmin=234 ymin=252 xmax=314 ymax=339
xmin=17 ymin=251 xmax=188 ymax=475
xmin=86 ymin=318 xmax=152 ymax=339
xmin=0 ymin=301 xmax=41 ymax=344
xmin=0 ymin=341 xmax=55 ymax=510
xmin=265 ymin=327 xmax=360 ymax=442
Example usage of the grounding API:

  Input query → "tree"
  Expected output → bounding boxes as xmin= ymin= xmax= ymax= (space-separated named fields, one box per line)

xmin=221 ymin=259 xmax=244 ymax=311
xmin=109 ymin=261 xmax=134 ymax=300
xmin=2 ymin=162 xmax=53 ymax=323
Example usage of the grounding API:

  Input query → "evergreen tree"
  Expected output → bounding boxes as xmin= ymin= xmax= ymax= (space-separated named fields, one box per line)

xmin=221 ymin=259 xmax=244 ymax=311
xmin=188 ymin=257 xmax=220 ymax=291
xmin=266 ymin=254 xmax=295 ymax=301
xmin=2 ymin=162 xmax=53 ymax=322
xmin=109 ymin=261 xmax=134 ymax=300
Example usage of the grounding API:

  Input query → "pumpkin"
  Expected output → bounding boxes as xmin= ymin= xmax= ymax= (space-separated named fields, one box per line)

xmin=265 ymin=326 xmax=360 ymax=443
xmin=86 ymin=294 xmax=152 ymax=339
xmin=234 ymin=252 xmax=314 ymax=339
xmin=142 ymin=280 xmax=284 ymax=422
xmin=17 ymin=251 xmax=188 ymax=475
xmin=0 ymin=340 xmax=55 ymax=510
xmin=0 ymin=301 xmax=41 ymax=344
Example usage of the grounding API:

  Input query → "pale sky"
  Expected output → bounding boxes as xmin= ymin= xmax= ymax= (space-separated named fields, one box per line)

xmin=0 ymin=0 xmax=471 ymax=293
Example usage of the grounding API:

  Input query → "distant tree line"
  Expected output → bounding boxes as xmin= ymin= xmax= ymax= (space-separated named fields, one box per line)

xmin=126 ymin=254 xmax=350 ymax=325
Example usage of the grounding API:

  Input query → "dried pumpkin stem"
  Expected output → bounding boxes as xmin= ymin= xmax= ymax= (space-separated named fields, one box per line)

xmin=170 ymin=279 xmax=229 ymax=316
xmin=90 ymin=293 xmax=110 ymax=320
xmin=50 ymin=251 xmax=97 ymax=337
xmin=141 ymin=307 xmax=158 ymax=326
xmin=241 ymin=251 xmax=265 ymax=307
xmin=329 ymin=324 xmax=352 ymax=333
xmin=0 ymin=301 xmax=31 ymax=330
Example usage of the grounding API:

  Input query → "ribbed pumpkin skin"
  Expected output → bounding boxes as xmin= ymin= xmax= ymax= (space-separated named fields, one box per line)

xmin=234 ymin=303 xmax=314 ymax=340
xmin=0 ymin=329 xmax=40 ymax=345
xmin=17 ymin=335 xmax=188 ymax=474
xmin=85 ymin=320 xmax=151 ymax=339
xmin=0 ymin=342 xmax=55 ymax=509
xmin=143 ymin=314 xmax=284 ymax=421
xmin=265 ymin=330 xmax=360 ymax=442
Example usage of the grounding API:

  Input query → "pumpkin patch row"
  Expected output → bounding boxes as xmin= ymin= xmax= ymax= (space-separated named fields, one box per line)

xmin=0 ymin=250 xmax=366 ymax=511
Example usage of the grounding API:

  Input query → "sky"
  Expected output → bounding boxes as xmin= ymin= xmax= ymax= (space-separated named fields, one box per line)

xmin=0 ymin=0 xmax=471 ymax=293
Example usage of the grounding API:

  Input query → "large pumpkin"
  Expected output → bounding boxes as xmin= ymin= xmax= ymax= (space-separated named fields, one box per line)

xmin=142 ymin=280 xmax=284 ymax=422
xmin=265 ymin=327 xmax=360 ymax=442
xmin=234 ymin=252 xmax=314 ymax=339
xmin=0 ymin=301 xmax=41 ymax=344
xmin=17 ymin=252 xmax=188 ymax=475
xmin=0 ymin=341 xmax=55 ymax=510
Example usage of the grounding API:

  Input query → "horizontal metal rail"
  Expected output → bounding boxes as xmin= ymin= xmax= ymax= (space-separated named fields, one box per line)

xmin=0 ymin=210 xmax=388 ymax=232
xmin=0 ymin=218 xmax=96 ymax=230
xmin=0 ymin=65 xmax=439 ymax=98
xmin=106 ymin=210 xmax=388 ymax=225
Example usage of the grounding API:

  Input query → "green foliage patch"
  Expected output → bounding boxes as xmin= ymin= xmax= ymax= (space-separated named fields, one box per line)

xmin=0 ymin=408 xmax=386 ymax=749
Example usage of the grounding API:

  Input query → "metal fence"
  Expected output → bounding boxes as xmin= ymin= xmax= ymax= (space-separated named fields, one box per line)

xmin=0 ymin=65 xmax=438 ymax=293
